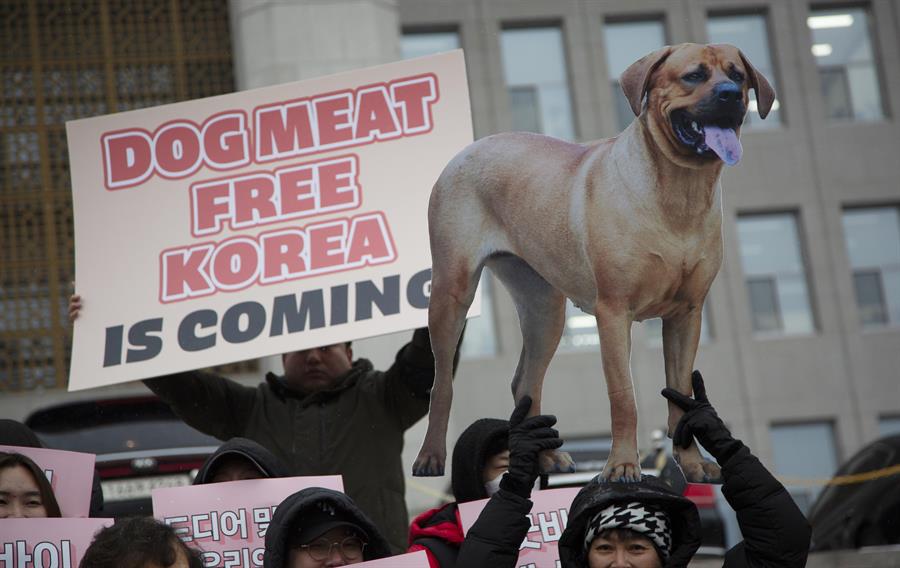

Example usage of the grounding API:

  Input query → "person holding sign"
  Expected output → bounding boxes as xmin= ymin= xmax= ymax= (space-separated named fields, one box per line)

xmin=71 ymin=294 xmax=457 ymax=552
xmin=264 ymin=486 xmax=393 ymax=567
xmin=192 ymin=437 xmax=289 ymax=484
xmin=0 ymin=452 xmax=62 ymax=518
xmin=408 ymin=409 xmax=551 ymax=566
xmin=465 ymin=371 xmax=810 ymax=567
xmin=451 ymin=397 xmax=565 ymax=567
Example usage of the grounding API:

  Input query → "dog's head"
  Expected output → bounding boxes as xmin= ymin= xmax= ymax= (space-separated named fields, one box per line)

xmin=621 ymin=43 xmax=775 ymax=167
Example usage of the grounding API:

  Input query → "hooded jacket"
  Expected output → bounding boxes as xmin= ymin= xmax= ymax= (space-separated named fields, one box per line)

xmin=558 ymin=475 xmax=702 ymax=568
xmin=264 ymin=487 xmax=392 ymax=568
xmin=192 ymin=437 xmax=289 ymax=484
xmin=457 ymin=442 xmax=809 ymax=568
xmin=408 ymin=418 xmax=511 ymax=567
xmin=559 ymin=444 xmax=810 ymax=568
xmin=144 ymin=332 xmax=437 ymax=552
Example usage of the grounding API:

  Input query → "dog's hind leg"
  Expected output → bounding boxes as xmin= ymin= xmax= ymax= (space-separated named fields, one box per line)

xmin=412 ymin=251 xmax=483 ymax=477
xmin=488 ymin=254 xmax=575 ymax=474
xmin=662 ymin=309 xmax=722 ymax=482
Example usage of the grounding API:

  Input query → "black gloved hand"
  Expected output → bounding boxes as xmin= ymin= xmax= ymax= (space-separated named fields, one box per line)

xmin=661 ymin=371 xmax=743 ymax=463
xmin=499 ymin=396 xmax=564 ymax=499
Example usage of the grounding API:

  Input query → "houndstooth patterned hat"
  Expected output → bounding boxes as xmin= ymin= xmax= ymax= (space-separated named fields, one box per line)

xmin=583 ymin=501 xmax=672 ymax=561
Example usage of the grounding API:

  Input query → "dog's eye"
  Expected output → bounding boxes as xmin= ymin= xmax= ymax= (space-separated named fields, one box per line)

xmin=728 ymin=70 xmax=745 ymax=83
xmin=682 ymin=70 xmax=707 ymax=83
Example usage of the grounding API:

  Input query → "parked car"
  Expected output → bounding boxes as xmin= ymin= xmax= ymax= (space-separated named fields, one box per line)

xmin=808 ymin=434 xmax=900 ymax=551
xmin=25 ymin=396 xmax=220 ymax=517
xmin=547 ymin=432 xmax=728 ymax=556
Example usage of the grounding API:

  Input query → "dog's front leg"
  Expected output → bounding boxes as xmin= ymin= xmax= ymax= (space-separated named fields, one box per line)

xmin=662 ymin=309 xmax=721 ymax=482
xmin=595 ymin=304 xmax=641 ymax=482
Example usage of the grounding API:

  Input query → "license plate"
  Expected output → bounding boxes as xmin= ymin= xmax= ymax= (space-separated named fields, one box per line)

xmin=101 ymin=474 xmax=193 ymax=502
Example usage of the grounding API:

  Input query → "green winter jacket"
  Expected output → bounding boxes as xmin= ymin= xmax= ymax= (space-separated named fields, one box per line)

xmin=143 ymin=334 xmax=437 ymax=553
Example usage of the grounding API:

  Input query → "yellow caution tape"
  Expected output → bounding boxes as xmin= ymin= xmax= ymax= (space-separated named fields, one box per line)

xmin=777 ymin=463 xmax=900 ymax=487
xmin=405 ymin=477 xmax=454 ymax=502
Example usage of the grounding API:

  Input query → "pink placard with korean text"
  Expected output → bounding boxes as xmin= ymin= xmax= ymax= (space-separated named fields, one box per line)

xmin=458 ymin=488 xmax=580 ymax=568
xmin=0 ymin=445 xmax=96 ymax=518
xmin=0 ymin=518 xmax=113 ymax=568
xmin=152 ymin=475 xmax=343 ymax=567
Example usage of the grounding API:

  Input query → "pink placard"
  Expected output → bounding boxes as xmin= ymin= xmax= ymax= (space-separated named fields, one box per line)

xmin=458 ymin=488 xmax=581 ymax=568
xmin=356 ymin=551 xmax=429 ymax=567
xmin=152 ymin=475 xmax=343 ymax=567
xmin=0 ymin=445 xmax=96 ymax=518
xmin=0 ymin=518 xmax=113 ymax=567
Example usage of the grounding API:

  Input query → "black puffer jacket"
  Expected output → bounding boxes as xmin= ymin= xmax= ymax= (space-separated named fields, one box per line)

xmin=559 ymin=475 xmax=701 ymax=567
xmin=264 ymin=487 xmax=392 ymax=568
xmin=458 ymin=443 xmax=810 ymax=568
xmin=193 ymin=437 xmax=289 ymax=484
xmin=559 ymin=444 xmax=811 ymax=568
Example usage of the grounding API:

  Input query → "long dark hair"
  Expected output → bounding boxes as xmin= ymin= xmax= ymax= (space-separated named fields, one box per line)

xmin=0 ymin=451 xmax=63 ymax=517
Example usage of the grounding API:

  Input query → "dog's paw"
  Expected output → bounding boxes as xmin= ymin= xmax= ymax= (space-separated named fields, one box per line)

xmin=676 ymin=456 xmax=722 ymax=484
xmin=539 ymin=449 xmax=576 ymax=474
xmin=600 ymin=457 xmax=641 ymax=483
xmin=412 ymin=451 xmax=446 ymax=477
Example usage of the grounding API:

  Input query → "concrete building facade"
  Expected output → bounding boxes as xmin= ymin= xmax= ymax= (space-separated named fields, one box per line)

xmin=2 ymin=0 xmax=899 ymax=516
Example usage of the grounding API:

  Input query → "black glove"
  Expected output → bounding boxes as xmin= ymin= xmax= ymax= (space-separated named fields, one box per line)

xmin=661 ymin=371 xmax=743 ymax=463
xmin=499 ymin=396 xmax=564 ymax=499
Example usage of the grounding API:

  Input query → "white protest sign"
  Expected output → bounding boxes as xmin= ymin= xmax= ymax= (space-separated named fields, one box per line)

xmin=66 ymin=51 xmax=473 ymax=390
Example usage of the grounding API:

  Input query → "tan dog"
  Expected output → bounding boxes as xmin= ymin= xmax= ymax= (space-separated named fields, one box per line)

xmin=413 ymin=44 xmax=775 ymax=482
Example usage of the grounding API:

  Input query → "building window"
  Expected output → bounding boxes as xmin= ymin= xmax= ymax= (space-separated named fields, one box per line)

xmin=500 ymin=26 xmax=575 ymax=140
xmin=737 ymin=213 xmax=815 ymax=335
xmin=706 ymin=13 xmax=781 ymax=128
xmin=770 ymin=421 xmax=838 ymax=512
xmin=879 ymin=416 xmax=900 ymax=438
xmin=603 ymin=19 xmax=666 ymax=132
xmin=400 ymin=30 xmax=460 ymax=60
xmin=841 ymin=207 xmax=900 ymax=327
xmin=808 ymin=7 xmax=884 ymax=122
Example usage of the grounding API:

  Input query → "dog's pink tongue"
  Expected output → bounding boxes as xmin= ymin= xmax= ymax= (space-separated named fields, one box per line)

xmin=704 ymin=126 xmax=742 ymax=166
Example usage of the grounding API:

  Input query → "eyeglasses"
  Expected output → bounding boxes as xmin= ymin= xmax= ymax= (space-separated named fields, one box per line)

xmin=299 ymin=536 xmax=367 ymax=561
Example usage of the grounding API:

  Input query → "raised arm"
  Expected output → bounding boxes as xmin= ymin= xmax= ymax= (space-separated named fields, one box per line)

xmin=663 ymin=371 xmax=811 ymax=567
xmin=70 ymin=292 xmax=256 ymax=441
xmin=456 ymin=397 xmax=563 ymax=567
xmin=379 ymin=327 xmax=463 ymax=430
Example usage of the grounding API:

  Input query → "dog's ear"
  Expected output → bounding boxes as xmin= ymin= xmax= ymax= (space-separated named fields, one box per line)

xmin=620 ymin=46 xmax=674 ymax=117
xmin=738 ymin=50 xmax=776 ymax=119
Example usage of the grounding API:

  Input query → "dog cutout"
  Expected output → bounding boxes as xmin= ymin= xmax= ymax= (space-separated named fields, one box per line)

xmin=413 ymin=44 xmax=775 ymax=482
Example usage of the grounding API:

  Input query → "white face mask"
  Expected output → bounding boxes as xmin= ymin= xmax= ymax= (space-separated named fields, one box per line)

xmin=483 ymin=472 xmax=542 ymax=497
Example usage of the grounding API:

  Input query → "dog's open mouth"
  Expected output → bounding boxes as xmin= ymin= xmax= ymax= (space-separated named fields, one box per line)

xmin=671 ymin=110 xmax=743 ymax=166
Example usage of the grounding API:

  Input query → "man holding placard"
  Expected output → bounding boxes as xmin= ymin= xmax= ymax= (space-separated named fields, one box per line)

xmin=72 ymin=294 xmax=447 ymax=552
xmin=66 ymin=50 xmax=474 ymax=553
